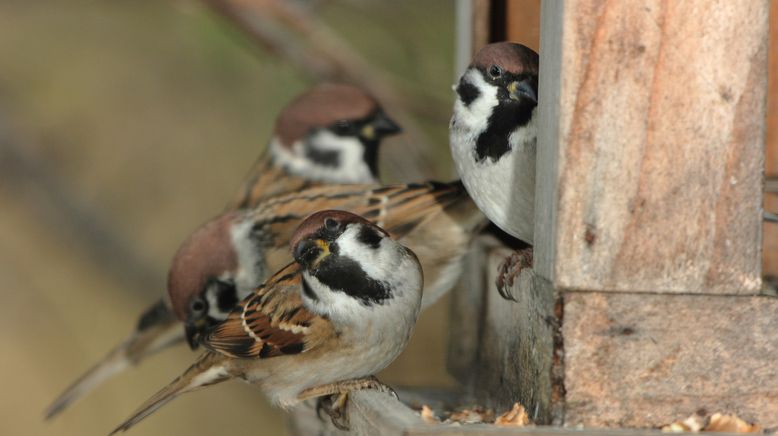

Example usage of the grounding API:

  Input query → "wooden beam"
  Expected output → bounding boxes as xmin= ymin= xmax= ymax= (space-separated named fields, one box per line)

xmin=562 ymin=292 xmax=778 ymax=429
xmin=763 ymin=0 xmax=778 ymax=277
xmin=289 ymin=387 xmax=759 ymax=434
xmin=535 ymin=0 xmax=768 ymax=294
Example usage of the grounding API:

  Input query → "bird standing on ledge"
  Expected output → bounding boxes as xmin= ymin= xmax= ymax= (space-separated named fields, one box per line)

xmin=110 ymin=210 xmax=423 ymax=434
xmin=449 ymin=42 xmax=539 ymax=298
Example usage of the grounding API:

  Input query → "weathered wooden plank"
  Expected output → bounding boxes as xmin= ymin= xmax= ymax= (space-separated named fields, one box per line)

xmin=288 ymin=389 xmax=430 ymax=436
xmin=562 ymin=292 xmax=778 ymax=429
xmin=762 ymin=0 xmax=775 ymax=288
xmin=447 ymin=239 xmax=489 ymax=383
xmin=289 ymin=387 xmax=754 ymax=435
xmin=469 ymin=248 xmax=556 ymax=425
xmin=505 ymin=0 xmax=540 ymax=52
xmin=448 ymin=244 xmax=557 ymax=425
xmin=536 ymin=0 xmax=768 ymax=293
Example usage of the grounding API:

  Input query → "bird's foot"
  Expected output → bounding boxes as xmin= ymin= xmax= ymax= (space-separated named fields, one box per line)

xmin=315 ymin=392 xmax=350 ymax=430
xmin=495 ymin=247 xmax=534 ymax=301
xmin=305 ymin=376 xmax=398 ymax=430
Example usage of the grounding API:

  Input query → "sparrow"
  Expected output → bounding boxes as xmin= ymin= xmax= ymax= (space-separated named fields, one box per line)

xmin=231 ymin=82 xmax=401 ymax=209
xmin=171 ymin=181 xmax=486 ymax=347
xmin=449 ymin=42 xmax=539 ymax=300
xmin=110 ymin=210 xmax=424 ymax=434
xmin=44 ymin=83 xmax=401 ymax=420
xmin=449 ymin=42 xmax=538 ymax=244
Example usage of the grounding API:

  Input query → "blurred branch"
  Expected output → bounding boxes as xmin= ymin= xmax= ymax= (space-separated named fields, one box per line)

xmin=0 ymin=115 xmax=164 ymax=297
xmin=202 ymin=0 xmax=449 ymax=181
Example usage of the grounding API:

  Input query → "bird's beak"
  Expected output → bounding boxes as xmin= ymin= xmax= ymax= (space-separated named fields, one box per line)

xmin=507 ymin=80 xmax=537 ymax=104
xmin=184 ymin=318 xmax=207 ymax=350
xmin=362 ymin=111 xmax=402 ymax=140
xmin=294 ymin=238 xmax=331 ymax=269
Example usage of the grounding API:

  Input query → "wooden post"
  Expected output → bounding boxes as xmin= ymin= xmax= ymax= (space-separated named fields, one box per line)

xmin=536 ymin=0 xmax=765 ymax=294
xmin=535 ymin=0 xmax=776 ymax=428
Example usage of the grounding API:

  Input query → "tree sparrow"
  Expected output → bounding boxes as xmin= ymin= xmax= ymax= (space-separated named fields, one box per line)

xmin=44 ymin=83 xmax=400 ymax=420
xmin=449 ymin=42 xmax=538 ymax=244
xmin=109 ymin=210 xmax=423 ymax=434
xmin=232 ymin=82 xmax=401 ymax=209
xmin=450 ymin=42 xmax=539 ymax=300
xmin=172 ymin=181 xmax=485 ymax=347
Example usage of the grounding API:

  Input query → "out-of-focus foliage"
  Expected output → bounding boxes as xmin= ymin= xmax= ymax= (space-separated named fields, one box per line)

xmin=0 ymin=1 xmax=455 ymax=435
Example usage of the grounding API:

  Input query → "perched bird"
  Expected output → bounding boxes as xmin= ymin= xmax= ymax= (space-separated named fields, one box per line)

xmin=44 ymin=83 xmax=401 ymax=420
xmin=449 ymin=42 xmax=539 ymax=299
xmin=449 ymin=42 xmax=538 ymax=244
xmin=170 ymin=181 xmax=485 ymax=347
xmin=110 ymin=210 xmax=424 ymax=434
xmin=232 ymin=82 xmax=401 ymax=209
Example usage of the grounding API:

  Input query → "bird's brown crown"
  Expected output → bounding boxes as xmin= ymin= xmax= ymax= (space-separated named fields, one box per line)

xmin=290 ymin=209 xmax=385 ymax=252
xmin=471 ymin=42 xmax=539 ymax=76
xmin=168 ymin=212 xmax=240 ymax=321
xmin=275 ymin=83 xmax=380 ymax=147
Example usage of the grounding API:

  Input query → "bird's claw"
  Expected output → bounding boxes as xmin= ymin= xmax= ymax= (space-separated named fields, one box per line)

xmin=316 ymin=392 xmax=350 ymax=430
xmin=495 ymin=247 xmax=534 ymax=301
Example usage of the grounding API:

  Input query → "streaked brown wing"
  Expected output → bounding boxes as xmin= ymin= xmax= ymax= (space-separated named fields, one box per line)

xmin=249 ymin=181 xmax=467 ymax=276
xmin=202 ymin=263 xmax=334 ymax=359
xmin=251 ymin=181 xmax=465 ymax=245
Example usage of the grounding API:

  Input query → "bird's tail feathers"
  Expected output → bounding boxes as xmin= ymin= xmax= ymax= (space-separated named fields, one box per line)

xmin=45 ymin=300 xmax=183 ymax=420
xmin=109 ymin=353 xmax=229 ymax=434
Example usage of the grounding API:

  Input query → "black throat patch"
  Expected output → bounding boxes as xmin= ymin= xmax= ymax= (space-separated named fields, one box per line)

xmin=313 ymin=255 xmax=391 ymax=306
xmin=474 ymin=101 xmax=534 ymax=163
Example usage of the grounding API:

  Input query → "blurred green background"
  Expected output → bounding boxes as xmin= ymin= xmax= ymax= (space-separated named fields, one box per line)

xmin=0 ymin=1 xmax=458 ymax=434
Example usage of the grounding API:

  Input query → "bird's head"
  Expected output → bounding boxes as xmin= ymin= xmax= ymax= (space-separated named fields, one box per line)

xmin=167 ymin=211 xmax=264 ymax=348
xmin=271 ymin=83 xmax=401 ymax=184
xmin=290 ymin=210 xmax=422 ymax=321
xmin=452 ymin=42 xmax=539 ymax=162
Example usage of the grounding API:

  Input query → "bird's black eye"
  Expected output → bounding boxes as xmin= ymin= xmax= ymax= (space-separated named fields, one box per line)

xmin=332 ymin=120 xmax=353 ymax=135
xmin=190 ymin=296 xmax=207 ymax=317
xmin=488 ymin=65 xmax=503 ymax=79
xmin=324 ymin=217 xmax=340 ymax=232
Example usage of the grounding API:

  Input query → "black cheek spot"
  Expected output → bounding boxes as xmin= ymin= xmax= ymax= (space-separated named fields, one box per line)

xmin=456 ymin=81 xmax=480 ymax=107
xmin=329 ymin=242 xmax=340 ymax=255
xmin=305 ymin=146 xmax=341 ymax=168
xmin=215 ymin=282 xmax=239 ymax=312
xmin=357 ymin=226 xmax=383 ymax=249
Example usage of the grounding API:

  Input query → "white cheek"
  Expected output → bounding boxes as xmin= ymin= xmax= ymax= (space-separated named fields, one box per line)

xmin=451 ymin=69 xmax=500 ymax=138
xmin=270 ymin=133 xmax=375 ymax=184
xmin=230 ymin=219 xmax=266 ymax=300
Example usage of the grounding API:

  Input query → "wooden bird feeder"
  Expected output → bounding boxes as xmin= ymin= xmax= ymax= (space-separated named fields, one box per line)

xmin=292 ymin=0 xmax=778 ymax=434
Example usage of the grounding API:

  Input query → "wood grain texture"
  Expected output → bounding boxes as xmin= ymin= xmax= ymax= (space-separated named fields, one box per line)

xmin=763 ymin=0 xmax=778 ymax=277
xmin=537 ymin=0 xmax=768 ymax=293
xmin=447 ymin=245 xmax=557 ymax=425
xmin=562 ymin=292 xmax=778 ymax=429
xmin=470 ymin=248 xmax=556 ymax=425
xmin=446 ymin=239 xmax=489 ymax=383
